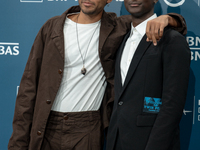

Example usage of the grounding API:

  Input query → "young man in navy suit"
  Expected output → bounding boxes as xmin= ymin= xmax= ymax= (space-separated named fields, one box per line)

xmin=106 ymin=0 xmax=191 ymax=150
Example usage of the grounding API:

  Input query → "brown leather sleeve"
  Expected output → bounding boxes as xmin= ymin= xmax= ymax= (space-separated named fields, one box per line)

xmin=8 ymin=23 xmax=46 ymax=150
xmin=167 ymin=13 xmax=187 ymax=35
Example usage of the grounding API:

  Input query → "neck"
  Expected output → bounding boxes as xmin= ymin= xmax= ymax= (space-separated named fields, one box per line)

xmin=131 ymin=12 xmax=154 ymax=27
xmin=69 ymin=10 xmax=103 ymax=24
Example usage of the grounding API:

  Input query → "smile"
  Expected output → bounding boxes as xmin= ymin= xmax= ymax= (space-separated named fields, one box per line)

xmin=129 ymin=2 xmax=141 ymax=7
xmin=82 ymin=2 xmax=93 ymax=7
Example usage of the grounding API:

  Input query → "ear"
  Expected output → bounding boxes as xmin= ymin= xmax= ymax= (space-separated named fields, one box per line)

xmin=107 ymin=0 xmax=112 ymax=4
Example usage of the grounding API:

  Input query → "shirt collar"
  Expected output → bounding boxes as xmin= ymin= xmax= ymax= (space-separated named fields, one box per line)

xmin=130 ymin=13 xmax=157 ymax=37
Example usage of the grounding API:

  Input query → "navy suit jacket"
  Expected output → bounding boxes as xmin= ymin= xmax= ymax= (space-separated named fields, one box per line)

xmin=106 ymin=27 xmax=191 ymax=150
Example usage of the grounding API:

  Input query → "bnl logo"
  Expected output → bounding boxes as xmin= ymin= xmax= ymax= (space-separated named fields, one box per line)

xmin=0 ymin=42 xmax=19 ymax=56
xmin=186 ymin=36 xmax=200 ymax=61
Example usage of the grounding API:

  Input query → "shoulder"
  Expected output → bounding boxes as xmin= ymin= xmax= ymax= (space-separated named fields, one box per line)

xmin=40 ymin=15 xmax=62 ymax=33
xmin=103 ymin=12 xmax=131 ymax=31
xmin=116 ymin=15 xmax=132 ymax=30
xmin=103 ymin=12 xmax=131 ymax=20
xmin=161 ymin=27 xmax=187 ymax=46
xmin=159 ymin=27 xmax=190 ymax=57
xmin=103 ymin=11 xmax=131 ymax=24
xmin=117 ymin=15 xmax=132 ymax=22
xmin=163 ymin=27 xmax=186 ymax=41
xmin=104 ymin=12 xmax=117 ymax=19
xmin=33 ymin=13 xmax=65 ymax=43
xmin=39 ymin=6 xmax=74 ymax=34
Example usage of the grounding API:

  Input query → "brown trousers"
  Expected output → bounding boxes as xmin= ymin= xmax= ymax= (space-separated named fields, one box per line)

xmin=41 ymin=110 xmax=102 ymax=150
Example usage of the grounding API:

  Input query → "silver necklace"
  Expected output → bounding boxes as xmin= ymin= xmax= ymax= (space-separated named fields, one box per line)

xmin=76 ymin=14 xmax=100 ymax=75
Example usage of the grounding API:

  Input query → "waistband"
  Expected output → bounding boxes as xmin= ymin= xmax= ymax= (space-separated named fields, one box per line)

xmin=48 ymin=110 xmax=101 ymax=122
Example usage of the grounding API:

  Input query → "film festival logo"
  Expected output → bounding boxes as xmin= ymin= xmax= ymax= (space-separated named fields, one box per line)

xmin=0 ymin=42 xmax=19 ymax=56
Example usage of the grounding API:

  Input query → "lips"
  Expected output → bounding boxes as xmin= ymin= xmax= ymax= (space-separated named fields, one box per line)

xmin=129 ymin=2 xmax=141 ymax=7
xmin=82 ymin=1 xmax=93 ymax=7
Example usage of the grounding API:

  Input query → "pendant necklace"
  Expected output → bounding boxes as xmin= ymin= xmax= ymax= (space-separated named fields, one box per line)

xmin=76 ymin=14 xmax=100 ymax=75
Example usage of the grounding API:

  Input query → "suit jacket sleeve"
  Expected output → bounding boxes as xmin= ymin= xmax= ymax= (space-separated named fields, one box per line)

xmin=145 ymin=29 xmax=191 ymax=150
xmin=8 ymin=24 xmax=46 ymax=150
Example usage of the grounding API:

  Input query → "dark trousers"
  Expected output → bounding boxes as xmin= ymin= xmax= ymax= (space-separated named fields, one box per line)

xmin=41 ymin=110 xmax=102 ymax=150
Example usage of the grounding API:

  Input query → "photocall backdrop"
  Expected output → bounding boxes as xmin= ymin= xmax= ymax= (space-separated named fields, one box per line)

xmin=0 ymin=0 xmax=199 ymax=150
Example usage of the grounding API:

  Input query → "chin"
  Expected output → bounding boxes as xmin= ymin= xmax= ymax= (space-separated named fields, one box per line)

xmin=129 ymin=12 xmax=141 ymax=17
xmin=82 ymin=10 xmax=96 ymax=15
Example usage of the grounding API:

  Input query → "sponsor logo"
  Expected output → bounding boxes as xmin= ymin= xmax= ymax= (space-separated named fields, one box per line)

xmin=163 ymin=0 xmax=185 ymax=7
xmin=186 ymin=36 xmax=200 ymax=61
xmin=0 ymin=42 xmax=19 ymax=56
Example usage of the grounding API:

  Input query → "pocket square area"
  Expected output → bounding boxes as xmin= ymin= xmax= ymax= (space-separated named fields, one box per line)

xmin=143 ymin=97 xmax=162 ymax=113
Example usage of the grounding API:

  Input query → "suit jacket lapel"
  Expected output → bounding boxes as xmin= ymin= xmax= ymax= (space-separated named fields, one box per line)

xmin=118 ymin=35 xmax=152 ymax=101
xmin=115 ymin=31 xmax=131 ymax=99
xmin=51 ymin=6 xmax=81 ymax=60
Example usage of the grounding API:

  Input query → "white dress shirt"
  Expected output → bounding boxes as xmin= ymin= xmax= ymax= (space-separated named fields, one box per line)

xmin=120 ymin=14 xmax=157 ymax=85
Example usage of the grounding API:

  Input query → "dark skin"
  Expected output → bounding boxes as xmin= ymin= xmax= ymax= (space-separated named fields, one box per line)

xmin=124 ymin=0 xmax=156 ymax=27
xmin=146 ymin=14 xmax=178 ymax=45
xmin=124 ymin=0 xmax=179 ymax=45
xmin=68 ymin=0 xmax=179 ymax=45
